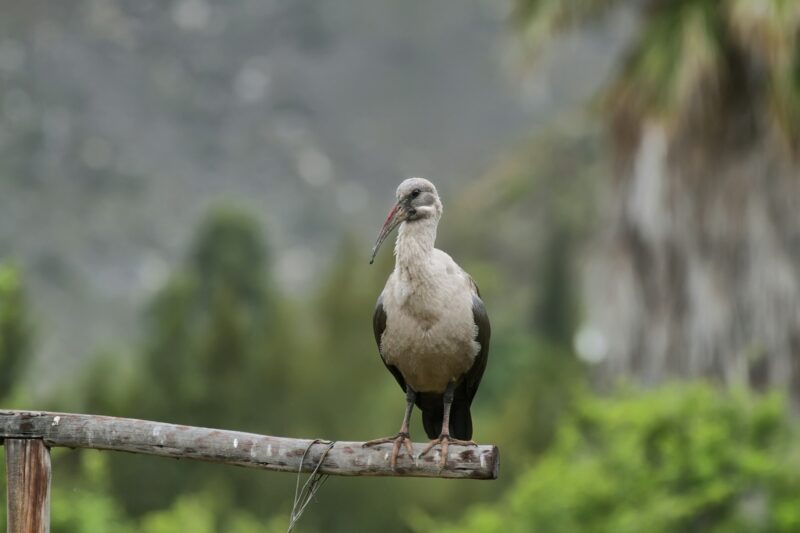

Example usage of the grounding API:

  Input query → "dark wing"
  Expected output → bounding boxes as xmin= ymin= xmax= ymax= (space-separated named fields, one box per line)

xmin=464 ymin=292 xmax=490 ymax=404
xmin=442 ymin=287 xmax=490 ymax=439
xmin=373 ymin=292 xmax=406 ymax=391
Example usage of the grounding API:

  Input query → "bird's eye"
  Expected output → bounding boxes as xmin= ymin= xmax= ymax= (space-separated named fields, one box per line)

xmin=411 ymin=189 xmax=421 ymax=198
xmin=407 ymin=208 xmax=417 ymax=217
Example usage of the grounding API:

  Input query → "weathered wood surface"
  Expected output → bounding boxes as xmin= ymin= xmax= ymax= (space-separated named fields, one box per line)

xmin=0 ymin=410 xmax=498 ymax=480
xmin=5 ymin=439 xmax=51 ymax=533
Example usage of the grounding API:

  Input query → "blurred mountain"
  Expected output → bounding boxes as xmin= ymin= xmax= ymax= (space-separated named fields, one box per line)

xmin=0 ymin=0 xmax=631 ymax=388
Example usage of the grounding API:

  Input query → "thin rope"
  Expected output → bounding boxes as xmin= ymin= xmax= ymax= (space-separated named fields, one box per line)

xmin=287 ymin=439 xmax=335 ymax=532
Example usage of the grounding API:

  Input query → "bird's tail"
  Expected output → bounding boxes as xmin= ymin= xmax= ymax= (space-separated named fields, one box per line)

xmin=421 ymin=400 xmax=472 ymax=441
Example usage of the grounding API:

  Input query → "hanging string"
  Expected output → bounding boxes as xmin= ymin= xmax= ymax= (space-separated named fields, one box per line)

xmin=287 ymin=439 xmax=336 ymax=532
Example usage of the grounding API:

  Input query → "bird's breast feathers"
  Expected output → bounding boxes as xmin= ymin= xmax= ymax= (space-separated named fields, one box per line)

xmin=380 ymin=272 xmax=480 ymax=393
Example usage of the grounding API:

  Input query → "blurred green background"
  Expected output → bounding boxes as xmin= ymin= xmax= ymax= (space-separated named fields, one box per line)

xmin=2 ymin=0 xmax=800 ymax=531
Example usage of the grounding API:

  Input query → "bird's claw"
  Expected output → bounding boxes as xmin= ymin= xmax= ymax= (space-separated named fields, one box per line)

xmin=362 ymin=432 xmax=414 ymax=468
xmin=418 ymin=435 xmax=477 ymax=468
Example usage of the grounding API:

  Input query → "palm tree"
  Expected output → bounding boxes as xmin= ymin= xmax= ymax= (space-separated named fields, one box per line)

xmin=514 ymin=1 xmax=800 ymax=395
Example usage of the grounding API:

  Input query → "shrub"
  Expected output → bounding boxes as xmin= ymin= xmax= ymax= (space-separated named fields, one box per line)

xmin=433 ymin=384 xmax=800 ymax=533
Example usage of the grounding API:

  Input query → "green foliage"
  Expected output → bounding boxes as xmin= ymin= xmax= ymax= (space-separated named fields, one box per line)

xmin=481 ymin=336 xmax=583 ymax=465
xmin=434 ymin=384 xmax=800 ymax=533
xmin=0 ymin=264 xmax=32 ymax=400
xmin=138 ymin=492 xmax=272 ymax=533
xmin=18 ymin=449 xmax=272 ymax=533
xmin=41 ymin=449 xmax=131 ymax=532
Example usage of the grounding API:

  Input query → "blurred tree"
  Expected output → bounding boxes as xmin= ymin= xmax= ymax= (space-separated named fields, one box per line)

xmin=87 ymin=207 xmax=297 ymax=517
xmin=515 ymin=1 xmax=800 ymax=395
xmin=533 ymin=227 xmax=577 ymax=346
xmin=136 ymin=208 xmax=282 ymax=428
xmin=432 ymin=384 xmax=800 ymax=533
xmin=301 ymin=236 xmax=390 ymax=438
xmin=0 ymin=264 xmax=32 ymax=400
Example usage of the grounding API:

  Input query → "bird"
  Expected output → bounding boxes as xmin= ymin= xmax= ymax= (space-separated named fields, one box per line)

xmin=364 ymin=177 xmax=490 ymax=468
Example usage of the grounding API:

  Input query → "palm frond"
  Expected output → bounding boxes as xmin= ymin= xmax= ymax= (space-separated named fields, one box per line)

xmin=727 ymin=0 xmax=800 ymax=152
xmin=611 ymin=2 xmax=725 ymax=121
xmin=727 ymin=0 xmax=800 ymax=62
xmin=515 ymin=0 xmax=800 ymax=156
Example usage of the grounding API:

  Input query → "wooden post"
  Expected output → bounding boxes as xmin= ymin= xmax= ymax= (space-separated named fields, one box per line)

xmin=5 ymin=439 xmax=51 ymax=533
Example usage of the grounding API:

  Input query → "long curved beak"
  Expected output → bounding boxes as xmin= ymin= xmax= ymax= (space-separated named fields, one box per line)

xmin=370 ymin=202 xmax=405 ymax=264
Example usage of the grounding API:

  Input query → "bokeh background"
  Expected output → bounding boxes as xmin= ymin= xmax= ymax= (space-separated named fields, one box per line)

xmin=2 ymin=1 xmax=800 ymax=531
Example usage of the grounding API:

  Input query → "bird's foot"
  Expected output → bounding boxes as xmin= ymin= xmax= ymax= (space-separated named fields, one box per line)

xmin=418 ymin=435 xmax=478 ymax=468
xmin=362 ymin=432 xmax=414 ymax=468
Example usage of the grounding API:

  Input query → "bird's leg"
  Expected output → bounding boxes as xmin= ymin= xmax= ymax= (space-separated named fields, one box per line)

xmin=362 ymin=386 xmax=416 ymax=468
xmin=418 ymin=381 xmax=477 ymax=468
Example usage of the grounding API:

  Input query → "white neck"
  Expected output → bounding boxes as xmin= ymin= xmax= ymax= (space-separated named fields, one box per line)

xmin=394 ymin=216 xmax=438 ymax=280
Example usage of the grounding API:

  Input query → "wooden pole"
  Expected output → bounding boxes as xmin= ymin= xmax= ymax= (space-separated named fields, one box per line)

xmin=5 ymin=439 xmax=51 ymax=533
xmin=1 ymin=410 xmax=498 ymax=480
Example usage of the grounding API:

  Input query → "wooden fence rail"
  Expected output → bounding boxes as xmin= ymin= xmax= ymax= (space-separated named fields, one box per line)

xmin=1 ymin=409 xmax=499 ymax=532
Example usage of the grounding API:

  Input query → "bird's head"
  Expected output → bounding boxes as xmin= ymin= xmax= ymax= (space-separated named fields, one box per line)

xmin=370 ymin=177 xmax=442 ymax=264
